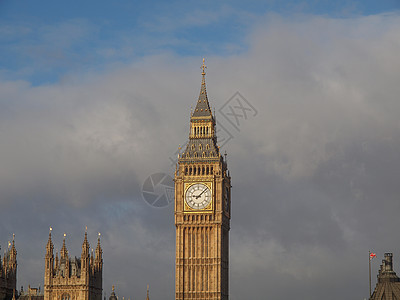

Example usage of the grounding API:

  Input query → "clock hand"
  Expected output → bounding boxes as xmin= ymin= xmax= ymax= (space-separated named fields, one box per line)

xmin=195 ymin=188 xmax=207 ymax=199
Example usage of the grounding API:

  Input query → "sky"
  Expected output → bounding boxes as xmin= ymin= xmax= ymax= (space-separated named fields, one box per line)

xmin=1 ymin=0 xmax=400 ymax=299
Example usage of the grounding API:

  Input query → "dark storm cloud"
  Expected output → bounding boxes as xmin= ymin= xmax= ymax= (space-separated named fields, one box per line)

xmin=1 ymin=13 xmax=400 ymax=300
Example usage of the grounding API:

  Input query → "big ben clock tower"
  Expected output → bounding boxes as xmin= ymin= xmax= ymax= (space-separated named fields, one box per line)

xmin=175 ymin=59 xmax=231 ymax=300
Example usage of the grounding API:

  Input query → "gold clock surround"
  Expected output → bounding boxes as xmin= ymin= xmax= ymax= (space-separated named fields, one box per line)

xmin=184 ymin=182 xmax=213 ymax=212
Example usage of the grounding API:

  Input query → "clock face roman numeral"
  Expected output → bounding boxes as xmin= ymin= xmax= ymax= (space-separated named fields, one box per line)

xmin=185 ymin=183 xmax=211 ymax=210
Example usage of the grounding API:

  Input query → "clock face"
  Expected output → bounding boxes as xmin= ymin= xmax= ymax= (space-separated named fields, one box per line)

xmin=185 ymin=183 xmax=212 ymax=209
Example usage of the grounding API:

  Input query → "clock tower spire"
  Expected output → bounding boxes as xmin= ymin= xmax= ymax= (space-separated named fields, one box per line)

xmin=175 ymin=59 xmax=231 ymax=300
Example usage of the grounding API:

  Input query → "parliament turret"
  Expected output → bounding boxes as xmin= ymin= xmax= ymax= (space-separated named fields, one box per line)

xmin=370 ymin=253 xmax=400 ymax=300
xmin=0 ymin=235 xmax=17 ymax=300
xmin=109 ymin=286 xmax=117 ymax=300
xmin=44 ymin=229 xmax=103 ymax=300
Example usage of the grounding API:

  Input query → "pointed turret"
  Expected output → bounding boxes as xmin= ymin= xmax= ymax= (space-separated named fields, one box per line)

xmin=95 ymin=233 xmax=103 ymax=267
xmin=9 ymin=234 xmax=17 ymax=263
xmin=180 ymin=58 xmax=220 ymax=164
xmin=45 ymin=228 xmax=54 ymax=288
xmin=109 ymin=285 xmax=117 ymax=300
xmin=60 ymin=233 xmax=68 ymax=259
xmin=59 ymin=233 xmax=70 ymax=278
xmin=192 ymin=58 xmax=212 ymax=118
xmin=46 ymin=228 xmax=54 ymax=257
xmin=82 ymin=228 xmax=90 ymax=256
xmin=80 ymin=228 xmax=91 ymax=286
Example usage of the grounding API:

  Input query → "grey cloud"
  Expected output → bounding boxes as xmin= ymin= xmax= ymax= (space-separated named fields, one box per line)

xmin=1 ymin=13 xmax=400 ymax=300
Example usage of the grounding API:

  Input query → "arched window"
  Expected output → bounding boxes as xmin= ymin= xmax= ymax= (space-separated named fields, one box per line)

xmin=199 ymin=144 xmax=202 ymax=150
xmin=62 ymin=294 xmax=71 ymax=300
xmin=206 ymin=144 xmax=209 ymax=150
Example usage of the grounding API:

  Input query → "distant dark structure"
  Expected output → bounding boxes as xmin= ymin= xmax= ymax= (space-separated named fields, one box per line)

xmin=108 ymin=286 xmax=117 ymax=300
xmin=18 ymin=286 xmax=43 ymax=300
xmin=370 ymin=253 xmax=400 ymax=300
xmin=0 ymin=236 xmax=17 ymax=300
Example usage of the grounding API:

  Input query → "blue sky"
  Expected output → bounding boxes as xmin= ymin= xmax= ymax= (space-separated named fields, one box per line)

xmin=1 ymin=0 xmax=399 ymax=85
xmin=2 ymin=1 xmax=400 ymax=300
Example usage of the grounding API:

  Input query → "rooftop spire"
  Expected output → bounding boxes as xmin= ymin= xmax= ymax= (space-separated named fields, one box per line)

xmin=192 ymin=58 xmax=212 ymax=118
xmin=60 ymin=233 xmax=68 ymax=259
xmin=82 ymin=227 xmax=90 ymax=252
xmin=10 ymin=234 xmax=16 ymax=258
xmin=146 ymin=284 xmax=150 ymax=300
xmin=95 ymin=232 xmax=103 ymax=264
xmin=201 ymin=57 xmax=207 ymax=76
xmin=46 ymin=228 xmax=53 ymax=256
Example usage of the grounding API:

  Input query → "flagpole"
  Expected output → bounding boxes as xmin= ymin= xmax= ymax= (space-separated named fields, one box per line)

xmin=369 ymin=250 xmax=372 ymax=299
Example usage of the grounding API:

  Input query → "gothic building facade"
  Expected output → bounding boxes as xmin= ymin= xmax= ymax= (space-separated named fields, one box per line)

xmin=0 ymin=237 xmax=17 ymax=300
xmin=174 ymin=59 xmax=231 ymax=300
xmin=370 ymin=253 xmax=400 ymax=300
xmin=44 ymin=230 xmax=103 ymax=300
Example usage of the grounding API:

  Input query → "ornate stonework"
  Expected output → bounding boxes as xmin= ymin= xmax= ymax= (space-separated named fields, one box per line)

xmin=0 ymin=236 xmax=17 ymax=300
xmin=370 ymin=253 xmax=400 ymax=300
xmin=175 ymin=60 xmax=231 ymax=300
xmin=44 ymin=230 xmax=102 ymax=300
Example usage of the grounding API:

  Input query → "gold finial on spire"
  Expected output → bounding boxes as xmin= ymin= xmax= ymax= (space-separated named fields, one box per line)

xmin=49 ymin=227 xmax=52 ymax=233
xmin=64 ymin=233 xmax=66 ymax=238
xmin=201 ymin=58 xmax=207 ymax=76
xmin=85 ymin=226 xmax=88 ymax=232
xmin=112 ymin=285 xmax=115 ymax=292
xmin=13 ymin=233 xmax=15 ymax=241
